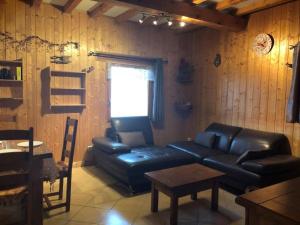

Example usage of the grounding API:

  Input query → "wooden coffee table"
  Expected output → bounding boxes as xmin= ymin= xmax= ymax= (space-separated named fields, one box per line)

xmin=145 ymin=164 xmax=225 ymax=225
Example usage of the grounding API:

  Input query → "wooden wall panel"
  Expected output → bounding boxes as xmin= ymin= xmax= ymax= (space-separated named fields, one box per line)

xmin=0 ymin=0 xmax=186 ymax=162
xmin=181 ymin=1 xmax=300 ymax=156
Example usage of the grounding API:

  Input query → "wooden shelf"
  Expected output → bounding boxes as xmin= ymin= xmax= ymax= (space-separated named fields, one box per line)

xmin=0 ymin=79 xmax=23 ymax=86
xmin=0 ymin=98 xmax=23 ymax=101
xmin=0 ymin=60 xmax=22 ymax=67
xmin=50 ymin=70 xmax=85 ymax=77
xmin=50 ymin=104 xmax=86 ymax=109
xmin=50 ymin=88 xmax=86 ymax=95
xmin=43 ymin=67 xmax=86 ymax=112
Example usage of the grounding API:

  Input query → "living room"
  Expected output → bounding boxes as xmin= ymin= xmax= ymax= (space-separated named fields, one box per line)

xmin=1 ymin=0 xmax=300 ymax=225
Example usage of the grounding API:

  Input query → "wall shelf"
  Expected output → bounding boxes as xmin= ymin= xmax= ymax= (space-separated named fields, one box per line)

xmin=43 ymin=67 xmax=86 ymax=112
xmin=50 ymin=88 xmax=86 ymax=95
xmin=0 ymin=98 xmax=23 ymax=101
xmin=0 ymin=60 xmax=23 ymax=108
xmin=50 ymin=104 xmax=86 ymax=109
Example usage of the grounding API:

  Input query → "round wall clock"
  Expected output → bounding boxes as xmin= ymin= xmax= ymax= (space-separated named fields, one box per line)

xmin=252 ymin=33 xmax=274 ymax=55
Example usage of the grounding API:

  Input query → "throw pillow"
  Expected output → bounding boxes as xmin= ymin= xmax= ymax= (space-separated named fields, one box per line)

xmin=194 ymin=132 xmax=216 ymax=148
xmin=236 ymin=149 xmax=272 ymax=164
xmin=118 ymin=131 xmax=146 ymax=148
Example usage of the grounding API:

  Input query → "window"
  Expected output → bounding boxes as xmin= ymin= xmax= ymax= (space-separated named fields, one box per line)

xmin=109 ymin=64 xmax=152 ymax=118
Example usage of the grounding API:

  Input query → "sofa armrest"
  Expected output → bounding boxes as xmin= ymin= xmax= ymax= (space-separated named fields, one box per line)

xmin=241 ymin=155 xmax=300 ymax=175
xmin=92 ymin=137 xmax=131 ymax=154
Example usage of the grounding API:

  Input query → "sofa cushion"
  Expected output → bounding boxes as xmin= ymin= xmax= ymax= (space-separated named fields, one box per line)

xmin=118 ymin=131 xmax=146 ymax=148
xmin=241 ymin=155 xmax=300 ymax=175
xmin=229 ymin=129 xmax=291 ymax=156
xmin=202 ymin=154 xmax=261 ymax=184
xmin=111 ymin=147 xmax=195 ymax=173
xmin=92 ymin=137 xmax=131 ymax=154
xmin=236 ymin=149 xmax=273 ymax=164
xmin=167 ymin=141 xmax=222 ymax=161
xmin=111 ymin=117 xmax=154 ymax=145
xmin=205 ymin=123 xmax=242 ymax=153
xmin=194 ymin=132 xmax=216 ymax=148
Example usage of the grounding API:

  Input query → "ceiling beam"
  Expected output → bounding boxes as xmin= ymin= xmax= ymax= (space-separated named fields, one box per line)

xmin=192 ymin=0 xmax=208 ymax=4
xmin=216 ymin=0 xmax=247 ymax=10
xmin=30 ymin=0 xmax=42 ymax=7
xmin=88 ymin=3 xmax=114 ymax=17
xmin=113 ymin=0 xmax=247 ymax=31
xmin=115 ymin=8 xmax=139 ymax=23
xmin=236 ymin=0 xmax=295 ymax=15
xmin=63 ymin=0 xmax=82 ymax=13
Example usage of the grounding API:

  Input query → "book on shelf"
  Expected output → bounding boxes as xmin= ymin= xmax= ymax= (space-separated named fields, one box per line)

xmin=16 ymin=66 xmax=22 ymax=80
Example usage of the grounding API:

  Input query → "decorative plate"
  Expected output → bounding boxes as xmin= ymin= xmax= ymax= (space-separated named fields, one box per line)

xmin=253 ymin=33 xmax=274 ymax=55
xmin=17 ymin=141 xmax=43 ymax=148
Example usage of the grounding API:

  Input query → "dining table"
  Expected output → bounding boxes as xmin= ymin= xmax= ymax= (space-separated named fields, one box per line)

xmin=0 ymin=140 xmax=57 ymax=225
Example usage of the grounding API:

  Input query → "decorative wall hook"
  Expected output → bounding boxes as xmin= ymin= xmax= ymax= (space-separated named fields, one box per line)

xmin=289 ymin=45 xmax=297 ymax=50
xmin=286 ymin=63 xmax=293 ymax=68
xmin=82 ymin=66 xmax=95 ymax=73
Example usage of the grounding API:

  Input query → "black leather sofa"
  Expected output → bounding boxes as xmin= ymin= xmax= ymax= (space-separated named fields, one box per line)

xmin=168 ymin=123 xmax=300 ymax=194
xmin=93 ymin=117 xmax=195 ymax=192
xmin=92 ymin=117 xmax=300 ymax=194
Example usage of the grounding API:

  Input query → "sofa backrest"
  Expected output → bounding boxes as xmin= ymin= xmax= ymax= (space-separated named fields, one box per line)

xmin=110 ymin=116 xmax=154 ymax=145
xmin=229 ymin=128 xmax=291 ymax=155
xmin=205 ymin=123 xmax=242 ymax=152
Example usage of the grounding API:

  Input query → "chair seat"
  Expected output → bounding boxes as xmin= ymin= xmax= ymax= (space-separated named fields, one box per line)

xmin=0 ymin=186 xmax=27 ymax=206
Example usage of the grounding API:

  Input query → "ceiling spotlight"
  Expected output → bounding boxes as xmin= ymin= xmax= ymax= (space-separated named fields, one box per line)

xmin=167 ymin=18 xmax=173 ymax=26
xmin=179 ymin=21 xmax=186 ymax=27
xmin=153 ymin=18 xmax=158 ymax=26
xmin=139 ymin=14 xmax=146 ymax=24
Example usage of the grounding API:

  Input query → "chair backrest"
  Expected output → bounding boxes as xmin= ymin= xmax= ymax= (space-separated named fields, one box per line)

xmin=61 ymin=117 xmax=78 ymax=173
xmin=0 ymin=128 xmax=33 ymax=189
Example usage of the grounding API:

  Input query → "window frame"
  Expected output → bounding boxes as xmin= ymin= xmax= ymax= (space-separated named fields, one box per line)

xmin=106 ymin=62 xmax=153 ymax=120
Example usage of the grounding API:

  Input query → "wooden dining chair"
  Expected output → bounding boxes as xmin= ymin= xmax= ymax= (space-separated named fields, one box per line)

xmin=0 ymin=128 xmax=34 ymax=225
xmin=43 ymin=117 xmax=78 ymax=212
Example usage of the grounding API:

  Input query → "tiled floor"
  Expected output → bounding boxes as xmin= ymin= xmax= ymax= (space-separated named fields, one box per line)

xmin=43 ymin=166 xmax=245 ymax=225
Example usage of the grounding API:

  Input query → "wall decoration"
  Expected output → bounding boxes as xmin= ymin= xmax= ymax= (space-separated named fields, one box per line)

xmin=214 ymin=54 xmax=221 ymax=67
xmin=252 ymin=33 xmax=274 ymax=55
xmin=0 ymin=32 xmax=79 ymax=53
xmin=82 ymin=66 xmax=95 ymax=74
xmin=50 ymin=56 xmax=71 ymax=64
xmin=174 ymin=101 xmax=193 ymax=118
xmin=177 ymin=58 xmax=194 ymax=83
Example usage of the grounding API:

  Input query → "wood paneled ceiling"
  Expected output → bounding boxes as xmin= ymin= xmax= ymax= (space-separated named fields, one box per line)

xmin=32 ymin=0 xmax=296 ymax=31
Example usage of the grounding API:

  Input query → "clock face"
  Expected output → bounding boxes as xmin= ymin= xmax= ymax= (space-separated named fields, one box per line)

xmin=253 ymin=33 xmax=274 ymax=55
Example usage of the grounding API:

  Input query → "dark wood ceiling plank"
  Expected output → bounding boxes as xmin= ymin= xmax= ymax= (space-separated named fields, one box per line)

xmin=30 ymin=0 xmax=42 ymax=7
xmin=113 ymin=0 xmax=247 ymax=31
xmin=63 ymin=0 xmax=82 ymax=13
xmin=87 ymin=2 xmax=114 ymax=17
xmin=216 ymin=0 xmax=247 ymax=10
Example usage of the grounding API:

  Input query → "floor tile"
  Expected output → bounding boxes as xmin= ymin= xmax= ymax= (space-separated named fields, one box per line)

xmin=43 ymin=166 xmax=244 ymax=225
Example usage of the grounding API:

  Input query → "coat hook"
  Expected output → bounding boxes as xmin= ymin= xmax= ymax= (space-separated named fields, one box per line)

xmin=286 ymin=63 xmax=293 ymax=68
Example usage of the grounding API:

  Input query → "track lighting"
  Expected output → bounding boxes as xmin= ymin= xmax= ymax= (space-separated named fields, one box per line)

xmin=139 ymin=14 xmax=146 ymax=24
xmin=179 ymin=21 xmax=186 ymax=27
xmin=167 ymin=18 xmax=173 ymax=26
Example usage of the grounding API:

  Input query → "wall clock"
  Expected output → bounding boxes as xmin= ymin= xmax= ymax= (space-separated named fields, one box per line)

xmin=253 ymin=33 xmax=274 ymax=55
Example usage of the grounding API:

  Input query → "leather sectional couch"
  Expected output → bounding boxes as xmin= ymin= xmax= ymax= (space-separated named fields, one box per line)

xmin=92 ymin=117 xmax=300 ymax=194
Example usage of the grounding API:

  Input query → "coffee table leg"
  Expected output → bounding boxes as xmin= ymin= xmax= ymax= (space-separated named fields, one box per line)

xmin=170 ymin=197 xmax=178 ymax=225
xmin=151 ymin=184 xmax=159 ymax=212
xmin=191 ymin=193 xmax=197 ymax=200
xmin=211 ymin=182 xmax=219 ymax=211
